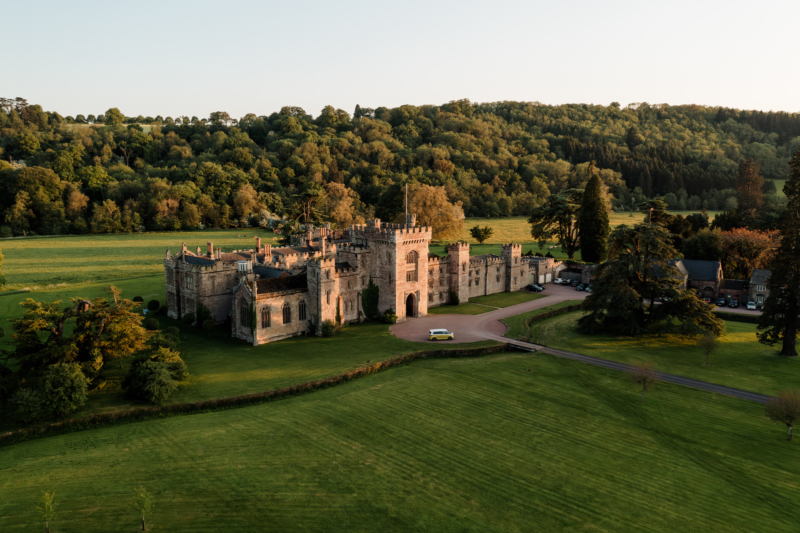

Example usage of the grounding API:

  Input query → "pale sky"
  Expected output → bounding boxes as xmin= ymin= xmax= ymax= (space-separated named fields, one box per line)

xmin=4 ymin=0 xmax=798 ymax=119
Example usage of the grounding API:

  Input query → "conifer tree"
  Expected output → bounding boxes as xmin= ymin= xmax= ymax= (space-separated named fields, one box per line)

xmin=758 ymin=150 xmax=800 ymax=356
xmin=578 ymin=169 xmax=609 ymax=263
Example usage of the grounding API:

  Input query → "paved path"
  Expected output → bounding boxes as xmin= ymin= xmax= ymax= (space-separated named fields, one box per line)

xmin=391 ymin=284 xmax=772 ymax=404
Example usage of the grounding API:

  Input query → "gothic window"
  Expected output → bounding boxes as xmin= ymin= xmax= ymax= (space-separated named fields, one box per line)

xmin=496 ymin=275 xmax=500 ymax=282
xmin=347 ymin=280 xmax=351 ymax=288
xmin=240 ymin=299 xmax=249 ymax=328
xmin=428 ymin=293 xmax=433 ymax=302
xmin=185 ymin=274 xmax=194 ymax=289
xmin=326 ymin=270 xmax=330 ymax=280
xmin=462 ymin=262 xmax=466 ymax=272
xmin=362 ymin=276 xmax=366 ymax=286
xmin=439 ymin=291 xmax=443 ymax=300
xmin=406 ymin=271 xmax=417 ymax=282
xmin=261 ymin=307 xmax=271 ymax=328
xmin=299 ymin=301 xmax=307 ymax=321
xmin=514 ymin=277 xmax=517 ymax=285
xmin=406 ymin=251 xmax=418 ymax=264
xmin=476 ymin=278 xmax=480 ymax=286
xmin=326 ymin=290 xmax=331 ymax=304
xmin=283 ymin=302 xmax=292 ymax=324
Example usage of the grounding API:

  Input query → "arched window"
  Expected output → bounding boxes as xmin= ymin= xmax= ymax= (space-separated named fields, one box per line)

xmin=261 ymin=307 xmax=270 ymax=328
xmin=326 ymin=290 xmax=331 ymax=304
xmin=406 ymin=251 xmax=418 ymax=264
xmin=282 ymin=302 xmax=292 ymax=324
xmin=299 ymin=301 xmax=307 ymax=321
xmin=240 ymin=299 xmax=249 ymax=328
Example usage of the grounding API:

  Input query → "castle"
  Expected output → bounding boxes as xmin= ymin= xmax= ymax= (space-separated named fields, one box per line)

xmin=164 ymin=216 xmax=564 ymax=345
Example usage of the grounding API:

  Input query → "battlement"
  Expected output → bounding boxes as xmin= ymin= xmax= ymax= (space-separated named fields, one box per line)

xmin=501 ymin=244 xmax=522 ymax=251
xmin=447 ymin=242 xmax=470 ymax=252
xmin=428 ymin=254 xmax=444 ymax=265
xmin=307 ymin=257 xmax=336 ymax=269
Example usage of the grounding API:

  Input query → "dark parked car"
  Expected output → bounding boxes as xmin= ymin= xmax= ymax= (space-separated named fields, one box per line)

xmin=729 ymin=300 xmax=739 ymax=308
xmin=716 ymin=297 xmax=726 ymax=306
xmin=570 ymin=280 xmax=580 ymax=287
xmin=526 ymin=284 xmax=544 ymax=292
xmin=576 ymin=284 xmax=586 ymax=291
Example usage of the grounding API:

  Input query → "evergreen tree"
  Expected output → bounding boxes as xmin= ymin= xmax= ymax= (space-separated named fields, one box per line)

xmin=578 ymin=170 xmax=610 ymax=263
xmin=758 ymin=150 xmax=800 ymax=356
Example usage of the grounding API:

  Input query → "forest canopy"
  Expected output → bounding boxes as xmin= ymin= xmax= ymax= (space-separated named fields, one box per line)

xmin=0 ymin=97 xmax=797 ymax=237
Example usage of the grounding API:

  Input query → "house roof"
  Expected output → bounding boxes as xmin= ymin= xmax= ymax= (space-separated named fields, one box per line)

xmin=667 ymin=259 xmax=689 ymax=277
xmin=253 ymin=266 xmax=289 ymax=279
xmin=679 ymin=259 xmax=721 ymax=281
xmin=183 ymin=255 xmax=215 ymax=266
xmin=720 ymin=279 xmax=746 ymax=291
xmin=750 ymin=268 xmax=771 ymax=285
xmin=256 ymin=273 xmax=307 ymax=294
xmin=272 ymin=246 xmax=315 ymax=256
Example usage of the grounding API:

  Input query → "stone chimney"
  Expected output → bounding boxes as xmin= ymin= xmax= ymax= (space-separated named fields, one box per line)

xmin=216 ymin=247 xmax=222 ymax=260
xmin=207 ymin=242 xmax=214 ymax=256
xmin=321 ymin=237 xmax=327 ymax=256
xmin=182 ymin=242 xmax=187 ymax=254
xmin=263 ymin=243 xmax=272 ymax=257
xmin=196 ymin=246 xmax=201 ymax=255
xmin=255 ymin=236 xmax=261 ymax=255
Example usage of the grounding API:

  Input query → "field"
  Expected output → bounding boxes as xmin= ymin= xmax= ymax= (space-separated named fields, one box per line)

xmin=2 ymin=351 xmax=799 ymax=532
xmin=527 ymin=312 xmax=800 ymax=396
xmin=502 ymin=300 xmax=582 ymax=339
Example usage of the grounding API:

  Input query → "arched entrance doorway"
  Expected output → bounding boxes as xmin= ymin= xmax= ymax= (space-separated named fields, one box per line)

xmin=406 ymin=293 xmax=415 ymax=318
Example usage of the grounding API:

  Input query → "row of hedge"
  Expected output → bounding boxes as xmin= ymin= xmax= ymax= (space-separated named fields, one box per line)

xmin=716 ymin=311 xmax=761 ymax=324
xmin=0 ymin=343 xmax=508 ymax=448
xmin=519 ymin=304 xmax=584 ymax=342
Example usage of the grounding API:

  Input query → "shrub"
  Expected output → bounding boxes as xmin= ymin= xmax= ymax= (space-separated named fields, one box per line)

xmin=182 ymin=312 xmax=196 ymax=325
xmin=0 ymin=225 xmax=12 ymax=238
xmin=144 ymin=317 xmax=160 ymax=330
xmin=715 ymin=311 xmax=760 ymax=324
xmin=147 ymin=299 xmax=160 ymax=311
xmin=196 ymin=303 xmax=212 ymax=328
xmin=11 ymin=363 xmax=89 ymax=422
xmin=321 ymin=320 xmax=337 ymax=337
xmin=132 ymin=296 xmax=144 ymax=303
xmin=202 ymin=318 xmax=214 ymax=338
xmin=163 ymin=326 xmax=180 ymax=340
xmin=382 ymin=309 xmax=398 ymax=324
xmin=124 ymin=361 xmax=177 ymax=404
xmin=449 ymin=290 xmax=460 ymax=306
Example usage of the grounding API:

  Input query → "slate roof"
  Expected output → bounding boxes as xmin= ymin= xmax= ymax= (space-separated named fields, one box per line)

xmin=183 ymin=255 xmax=215 ymax=266
xmin=253 ymin=266 xmax=289 ymax=279
xmin=256 ymin=274 xmax=308 ymax=294
xmin=679 ymin=259 xmax=721 ymax=281
xmin=720 ymin=279 xmax=746 ymax=291
xmin=750 ymin=268 xmax=771 ymax=285
xmin=667 ymin=260 xmax=689 ymax=277
xmin=335 ymin=261 xmax=355 ymax=272
xmin=272 ymin=246 xmax=315 ymax=255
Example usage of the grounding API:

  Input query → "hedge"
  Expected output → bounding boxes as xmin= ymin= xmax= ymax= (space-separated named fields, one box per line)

xmin=0 ymin=344 xmax=508 ymax=448
xmin=715 ymin=311 xmax=760 ymax=324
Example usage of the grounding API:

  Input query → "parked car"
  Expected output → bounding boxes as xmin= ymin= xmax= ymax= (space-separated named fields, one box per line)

xmin=747 ymin=301 xmax=757 ymax=310
xmin=526 ymin=284 xmax=544 ymax=292
xmin=575 ymin=284 xmax=586 ymax=291
xmin=554 ymin=278 xmax=567 ymax=285
xmin=570 ymin=280 xmax=580 ymax=287
xmin=729 ymin=300 xmax=739 ymax=308
xmin=584 ymin=287 xmax=592 ymax=293
xmin=716 ymin=297 xmax=726 ymax=306
xmin=429 ymin=329 xmax=454 ymax=341
xmin=702 ymin=297 xmax=712 ymax=304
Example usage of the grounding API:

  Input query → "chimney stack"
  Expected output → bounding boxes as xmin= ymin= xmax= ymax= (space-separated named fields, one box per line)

xmin=196 ymin=246 xmax=201 ymax=256
xmin=255 ymin=236 xmax=261 ymax=255
xmin=264 ymin=243 xmax=272 ymax=257
xmin=207 ymin=242 xmax=214 ymax=256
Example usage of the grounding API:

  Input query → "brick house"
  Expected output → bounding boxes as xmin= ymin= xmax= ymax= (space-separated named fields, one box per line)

xmin=679 ymin=259 xmax=722 ymax=300
xmin=165 ymin=217 xmax=563 ymax=345
xmin=749 ymin=269 xmax=770 ymax=306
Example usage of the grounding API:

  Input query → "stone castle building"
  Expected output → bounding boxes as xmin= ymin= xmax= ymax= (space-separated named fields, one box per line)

xmin=164 ymin=217 xmax=564 ymax=345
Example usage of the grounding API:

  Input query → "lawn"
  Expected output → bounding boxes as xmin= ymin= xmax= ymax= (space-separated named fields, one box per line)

xmin=469 ymin=291 xmax=545 ymax=308
xmin=427 ymin=303 xmax=492 ymax=315
xmin=528 ymin=312 xmax=800 ymax=396
xmin=502 ymin=300 xmax=582 ymax=340
xmin=1 ymin=351 xmax=799 ymax=532
xmin=0 ymin=276 xmax=496 ymax=432
xmin=0 ymin=229 xmax=278 ymax=290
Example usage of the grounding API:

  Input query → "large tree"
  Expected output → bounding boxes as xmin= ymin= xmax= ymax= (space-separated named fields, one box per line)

xmin=528 ymin=189 xmax=583 ymax=259
xmin=758 ymin=150 xmax=800 ymax=356
xmin=579 ymin=222 xmax=723 ymax=336
xmin=578 ymin=170 xmax=610 ymax=263
xmin=104 ymin=107 xmax=125 ymax=126
xmin=407 ymin=183 xmax=464 ymax=239
xmin=736 ymin=159 xmax=764 ymax=214
xmin=720 ymin=228 xmax=779 ymax=280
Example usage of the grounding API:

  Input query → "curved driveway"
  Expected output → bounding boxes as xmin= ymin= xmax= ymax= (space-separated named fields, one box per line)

xmin=390 ymin=284 xmax=587 ymax=343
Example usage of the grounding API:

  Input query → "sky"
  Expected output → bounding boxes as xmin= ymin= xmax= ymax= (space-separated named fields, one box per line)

xmin=3 ymin=0 xmax=799 ymax=119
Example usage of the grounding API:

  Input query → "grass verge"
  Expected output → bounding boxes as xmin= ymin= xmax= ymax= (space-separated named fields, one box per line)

xmin=427 ymin=303 xmax=492 ymax=315
xmin=502 ymin=300 xmax=583 ymax=339
xmin=470 ymin=291 xmax=545 ymax=308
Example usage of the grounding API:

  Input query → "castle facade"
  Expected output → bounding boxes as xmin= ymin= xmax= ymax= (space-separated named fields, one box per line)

xmin=164 ymin=217 xmax=563 ymax=345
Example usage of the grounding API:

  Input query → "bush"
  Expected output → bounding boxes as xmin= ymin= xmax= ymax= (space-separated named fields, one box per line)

xmin=0 ymin=225 xmax=12 ymax=238
xmin=182 ymin=312 xmax=196 ymax=325
xmin=144 ymin=317 xmax=160 ymax=330
xmin=11 ymin=363 xmax=89 ymax=422
xmin=196 ymin=303 xmax=212 ymax=328
xmin=202 ymin=318 xmax=214 ymax=338
xmin=716 ymin=311 xmax=760 ymax=324
xmin=382 ymin=309 xmax=398 ymax=324
xmin=147 ymin=299 xmax=160 ymax=311
xmin=124 ymin=361 xmax=177 ymax=404
xmin=163 ymin=326 xmax=180 ymax=340
xmin=132 ymin=296 xmax=144 ymax=303
xmin=449 ymin=290 xmax=460 ymax=306
xmin=321 ymin=320 xmax=337 ymax=337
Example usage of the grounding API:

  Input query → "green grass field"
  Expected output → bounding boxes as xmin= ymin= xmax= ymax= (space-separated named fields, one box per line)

xmin=427 ymin=303 xmax=492 ymax=315
xmin=502 ymin=300 xmax=582 ymax=339
xmin=469 ymin=291 xmax=544 ymax=308
xmin=0 ymin=230 xmax=279 ymax=290
xmin=2 ymin=351 xmax=799 ymax=532
xmin=528 ymin=312 xmax=800 ymax=396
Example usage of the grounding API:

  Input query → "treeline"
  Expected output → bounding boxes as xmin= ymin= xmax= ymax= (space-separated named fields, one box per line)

xmin=0 ymin=98 xmax=797 ymax=237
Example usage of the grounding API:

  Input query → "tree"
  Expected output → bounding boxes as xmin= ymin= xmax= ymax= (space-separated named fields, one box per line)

xmin=629 ymin=362 xmax=658 ymax=402
xmin=765 ymin=391 xmax=800 ymax=440
xmin=720 ymin=228 xmax=779 ymax=280
xmin=407 ymin=183 xmax=464 ymax=239
xmin=626 ymin=125 xmax=642 ymax=150
xmin=361 ymin=277 xmax=380 ymax=319
xmin=104 ymin=107 xmax=125 ymax=126
xmin=758 ymin=150 xmax=800 ymax=356
xmin=469 ymin=225 xmax=494 ymax=244
xmin=736 ymin=159 xmax=764 ymax=214
xmin=579 ymin=223 xmax=724 ymax=336
xmin=578 ymin=170 xmax=610 ymax=263
xmin=322 ymin=182 xmax=364 ymax=228
xmin=233 ymin=184 xmax=262 ymax=217
xmin=287 ymin=185 xmax=325 ymax=225
xmin=37 ymin=491 xmax=57 ymax=533
xmin=697 ymin=332 xmax=720 ymax=366
xmin=528 ymin=189 xmax=583 ymax=259
xmin=0 ymin=247 xmax=5 ymax=289
xmin=133 ymin=486 xmax=154 ymax=531
xmin=682 ymin=228 xmax=723 ymax=261
xmin=685 ymin=212 xmax=709 ymax=233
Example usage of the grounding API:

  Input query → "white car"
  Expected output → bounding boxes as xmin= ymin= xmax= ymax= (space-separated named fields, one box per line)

xmin=747 ymin=301 xmax=757 ymax=311
xmin=554 ymin=278 xmax=567 ymax=285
